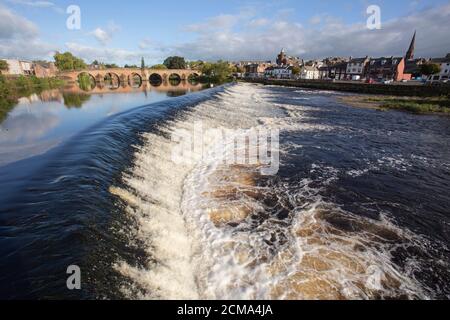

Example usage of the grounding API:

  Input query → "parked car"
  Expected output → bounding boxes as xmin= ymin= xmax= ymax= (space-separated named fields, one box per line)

xmin=383 ymin=80 xmax=394 ymax=84
xmin=366 ymin=78 xmax=375 ymax=84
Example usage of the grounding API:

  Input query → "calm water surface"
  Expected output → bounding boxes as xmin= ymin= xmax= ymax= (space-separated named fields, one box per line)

xmin=0 ymin=83 xmax=449 ymax=299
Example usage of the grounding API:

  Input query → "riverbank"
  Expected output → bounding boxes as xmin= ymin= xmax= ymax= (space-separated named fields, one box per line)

xmin=242 ymin=78 xmax=450 ymax=97
xmin=0 ymin=75 xmax=64 ymax=122
xmin=338 ymin=95 xmax=450 ymax=115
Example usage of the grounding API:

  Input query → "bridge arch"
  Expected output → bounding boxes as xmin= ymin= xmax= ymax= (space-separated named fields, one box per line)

xmin=188 ymin=73 xmax=200 ymax=84
xmin=149 ymin=73 xmax=163 ymax=86
xmin=77 ymin=72 xmax=96 ymax=91
xmin=104 ymin=72 xmax=120 ymax=89
xmin=168 ymin=73 xmax=181 ymax=86
xmin=128 ymin=73 xmax=142 ymax=88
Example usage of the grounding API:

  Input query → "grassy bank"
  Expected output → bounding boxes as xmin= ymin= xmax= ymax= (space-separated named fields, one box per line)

xmin=0 ymin=75 xmax=64 ymax=122
xmin=339 ymin=95 xmax=450 ymax=115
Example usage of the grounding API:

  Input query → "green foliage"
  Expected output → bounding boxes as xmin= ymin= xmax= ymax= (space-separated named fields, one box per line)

xmin=420 ymin=63 xmax=441 ymax=76
xmin=292 ymin=66 xmax=301 ymax=75
xmin=104 ymin=63 xmax=119 ymax=69
xmin=163 ymin=56 xmax=186 ymax=69
xmin=188 ymin=60 xmax=205 ymax=70
xmin=78 ymin=73 xmax=95 ymax=91
xmin=124 ymin=64 xmax=138 ymax=68
xmin=63 ymin=92 xmax=91 ymax=108
xmin=150 ymin=64 xmax=168 ymax=70
xmin=141 ymin=57 xmax=145 ymax=69
xmin=54 ymin=52 xmax=87 ymax=71
xmin=0 ymin=60 xmax=8 ymax=71
xmin=366 ymin=96 xmax=450 ymax=114
xmin=0 ymin=75 xmax=64 ymax=123
xmin=199 ymin=61 xmax=234 ymax=84
xmin=235 ymin=65 xmax=245 ymax=73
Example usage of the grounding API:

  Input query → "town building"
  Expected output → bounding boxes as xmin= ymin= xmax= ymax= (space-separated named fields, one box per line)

xmin=244 ymin=62 xmax=272 ymax=78
xmin=346 ymin=57 xmax=369 ymax=80
xmin=265 ymin=66 xmax=293 ymax=79
xmin=405 ymin=31 xmax=416 ymax=60
xmin=2 ymin=59 xmax=33 ymax=76
xmin=33 ymin=61 xmax=58 ymax=78
xmin=300 ymin=65 xmax=320 ymax=80
xmin=366 ymin=57 xmax=411 ymax=81
xmin=318 ymin=66 xmax=330 ymax=80
xmin=404 ymin=58 xmax=427 ymax=79
xmin=403 ymin=31 xmax=426 ymax=79
xmin=328 ymin=62 xmax=348 ymax=80
xmin=429 ymin=53 xmax=450 ymax=82
xmin=323 ymin=57 xmax=349 ymax=67
xmin=276 ymin=49 xmax=303 ymax=67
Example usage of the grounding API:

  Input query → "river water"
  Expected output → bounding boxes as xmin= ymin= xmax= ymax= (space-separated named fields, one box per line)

xmin=0 ymin=83 xmax=449 ymax=299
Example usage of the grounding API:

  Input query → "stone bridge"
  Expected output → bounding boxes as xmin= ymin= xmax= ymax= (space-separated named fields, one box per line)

xmin=59 ymin=68 xmax=201 ymax=86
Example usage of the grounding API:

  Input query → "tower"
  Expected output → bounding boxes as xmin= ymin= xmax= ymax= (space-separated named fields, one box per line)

xmin=405 ymin=31 xmax=416 ymax=60
xmin=277 ymin=49 xmax=287 ymax=66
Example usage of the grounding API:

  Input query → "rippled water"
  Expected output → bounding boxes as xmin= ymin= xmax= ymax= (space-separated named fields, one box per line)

xmin=1 ymin=83 xmax=449 ymax=299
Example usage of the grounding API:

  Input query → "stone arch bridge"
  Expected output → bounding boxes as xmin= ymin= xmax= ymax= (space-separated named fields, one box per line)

xmin=59 ymin=68 xmax=200 ymax=85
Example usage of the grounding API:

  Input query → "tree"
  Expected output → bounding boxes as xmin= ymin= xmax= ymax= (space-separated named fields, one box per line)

xmin=292 ymin=66 xmax=301 ymax=76
xmin=54 ymin=52 xmax=86 ymax=71
xmin=150 ymin=64 xmax=168 ymax=70
xmin=124 ymin=64 xmax=138 ymax=68
xmin=188 ymin=60 xmax=204 ymax=70
xmin=420 ymin=63 xmax=441 ymax=77
xmin=200 ymin=60 xmax=233 ymax=83
xmin=104 ymin=63 xmax=119 ymax=68
xmin=163 ymin=56 xmax=186 ymax=69
xmin=0 ymin=60 xmax=9 ymax=72
xmin=141 ymin=57 xmax=145 ymax=70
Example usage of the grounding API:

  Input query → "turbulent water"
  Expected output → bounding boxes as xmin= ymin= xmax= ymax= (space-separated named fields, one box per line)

xmin=1 ymin=83 xmax=450 ymax=299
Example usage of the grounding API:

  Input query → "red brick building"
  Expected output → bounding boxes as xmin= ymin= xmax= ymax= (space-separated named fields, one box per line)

xmin=366 ymin=57 xmax=411 ymax=81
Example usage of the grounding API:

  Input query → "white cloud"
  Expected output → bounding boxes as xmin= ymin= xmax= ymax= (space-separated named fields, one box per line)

xmin=0 ymin=5 xmax=38 ymax=39
xmin=139 ymin=38 xmax=152 ymax=50
xmin=0 ymin=6 xmax=57 ymax=59
xmin=65 ymin=42 xmax=162 ymax=65
xmin=309 ymin=15 xmax=322 ymax=25
xmin=248 ymin=18 xmax=269 ymax=28
xmin=90 ymin=28 xmax=111 ymax=45
xmin=90 ymin=22 xmax=121 ymax=45
xmin=7 ymin=0 xmax=55 ymax=8
xmin=165 ymin=4 xmax=450 ymax=61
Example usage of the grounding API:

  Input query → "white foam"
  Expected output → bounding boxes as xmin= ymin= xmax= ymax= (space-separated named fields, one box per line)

xmin=110 ymin=83 xmax=435 ymax=300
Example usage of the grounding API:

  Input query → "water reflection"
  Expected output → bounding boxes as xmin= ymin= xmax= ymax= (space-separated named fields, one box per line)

xmin=0 ymin=81 xmax=205 ymax=167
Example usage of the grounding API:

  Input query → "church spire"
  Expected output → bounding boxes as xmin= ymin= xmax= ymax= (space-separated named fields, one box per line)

xmin=406 ymin=31 xmax=416 ymax=60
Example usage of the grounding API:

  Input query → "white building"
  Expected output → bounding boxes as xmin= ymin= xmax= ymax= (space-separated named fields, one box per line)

xmin=265 ymin=66 xmax=293 ymax=79
xmin=300 ymin=66 xmax=320 ymax=80
xmin=3 ymin=59 xmax=34 ymax=75
xmin=346 ymin=57 xmax=369 ymax=80
xmin=429 ymin=53 xmax=450 ymax=82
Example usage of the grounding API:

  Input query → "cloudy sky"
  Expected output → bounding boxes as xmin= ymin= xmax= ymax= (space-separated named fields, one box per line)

xmin=1 ymin=0 xmax=450 ymax=65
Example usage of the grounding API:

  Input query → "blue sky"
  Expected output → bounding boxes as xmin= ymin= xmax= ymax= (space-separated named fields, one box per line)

xmin=1 ymin=0 xmax=450 ymax=65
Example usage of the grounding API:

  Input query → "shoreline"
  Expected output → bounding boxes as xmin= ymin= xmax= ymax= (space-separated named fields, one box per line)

xmin=240 ymin=79 xmax=450 ymax=115
xmin=241 ymin=78 xmax=450 ymax=97
xmin=337 ymin=94 xmax=450 ymax=115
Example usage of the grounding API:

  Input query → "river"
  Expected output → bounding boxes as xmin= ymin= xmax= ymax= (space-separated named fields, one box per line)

xmin=0 ymin=83 xmax=449 ymax=299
